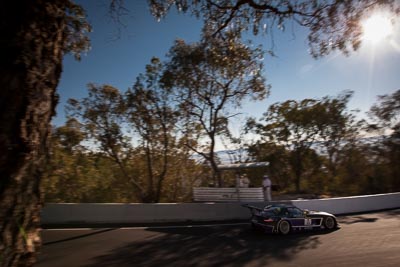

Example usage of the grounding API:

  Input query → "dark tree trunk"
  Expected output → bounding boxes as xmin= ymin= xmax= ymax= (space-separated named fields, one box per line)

xmin=0 ymin=1 xmax=65 ymax=266
xmin=209 ymin=157 xmax=222 ymax=187
xmin=208 ymin=134 xmax=223 ymax=187
xmin=292 ymin=149 xmax=303 ymax=193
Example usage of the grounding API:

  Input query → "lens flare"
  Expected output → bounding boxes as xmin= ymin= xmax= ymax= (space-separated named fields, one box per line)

xmin=362 ymin=13 xmax=393 ymax=44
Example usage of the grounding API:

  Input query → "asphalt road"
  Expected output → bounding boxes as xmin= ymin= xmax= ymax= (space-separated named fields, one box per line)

xmin=36 ymin=209 xmax=400 ymax=267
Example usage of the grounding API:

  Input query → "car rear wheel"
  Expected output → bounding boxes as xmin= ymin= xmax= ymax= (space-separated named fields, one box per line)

xmin=278 ymin=220 xmax=291 ymax=235
xmin=324 ymin=216 xmax=336 ymax=230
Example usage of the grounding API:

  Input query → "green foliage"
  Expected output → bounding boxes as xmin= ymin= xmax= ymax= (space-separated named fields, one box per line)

xmin=44 ymin=90 xmax=400 ymax=201
xmin=369 ymin=89 xmax=400 ymax=132
xmin=64 ymin=1 xmax=92 ymax=60
xmin=47 ymin=57 xmax=213 ymax=203
xmin=149 ymin=0 xmax=399 ymax=58
xmin=248 ymin=97 xmax=328 ymax=192
xmin=54 ymin=118 xmax=85 ymax=152
xmin=43 ymin=129 xmax=131 ymax=203
xmin=313 ymin=91 xmax=359 ymax=181
xmin=367 ymin=90 xmax=400 ymax=192
xmin=261 ymin=92 xmax=360 ymax=194
xmin=43 ymin=123 xmax=203 ymax=203
xmin=67 ymin=84 xmax=128 ymax=157
xmin=125 ymin=57 xmax=181 ymax=202
xmin=162 ymin=33 xmax=269 ymax=186
xmin=247 ymin=142 xmax=292 ymax=189
xmin=66 ymin=84 xmax=149 ymax=201
xmin=43 ymin=0 xmax=400 ymax=202
xmin=247 ymin=91 xmax=400 ymax=196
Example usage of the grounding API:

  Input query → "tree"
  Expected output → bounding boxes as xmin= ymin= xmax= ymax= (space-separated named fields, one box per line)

xmin=125 ymin=57 xmax=180 ymax=202
xmin=43 ymin=122 xmax=141 ymax=203
xmin=314 ymin=91 xmax=358 ymax=184
xmin=247 ymin=141 xmax=292 ymax=190
xmin=247 ymin=92 xmax=362 ymax=193
xmin=369 ymin=90 xmax=400 ymax=134
xmin=150 ymin=0 xmax=399 ymax=58
xmin=66 ymin=84 xmax=150 ymax=201
xmin=66 ymin=73 xmax=183 ymax=203
xmin=334 ymin=140 xmax=368 ymax=195
xmin=247 ymin=98 xmax=326 ymax=192
xmin=368 ymin=90 xmax=400 ymax=192
xmin=162 ymin=33 xmax=268 ymax=186
xmin=53 ymin=118 xmax=86 ymax=153
xmin=44 ymin=128 xmax=110 ymax=203
xmin=0 ymin=1 xmax=90 ymax=266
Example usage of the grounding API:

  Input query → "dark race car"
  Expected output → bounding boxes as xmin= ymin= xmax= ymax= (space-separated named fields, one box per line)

xmin=243 ymin=203 xmax=339 ymax=235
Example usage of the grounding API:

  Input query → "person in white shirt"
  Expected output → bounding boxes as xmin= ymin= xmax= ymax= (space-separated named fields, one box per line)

xmin=262 ymin=175 xmax=272 ymax=201
xmin=239 ymin=174 xmax=250 ymax=188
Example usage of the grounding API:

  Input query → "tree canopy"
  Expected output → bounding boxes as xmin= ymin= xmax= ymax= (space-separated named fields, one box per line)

xmin=162 ymin=32 xmax=269 ymax=186
xmin=149 ymin=0 xmax=399 ymax=57
xmin=246 ymin=92 xmax=357 ymax=192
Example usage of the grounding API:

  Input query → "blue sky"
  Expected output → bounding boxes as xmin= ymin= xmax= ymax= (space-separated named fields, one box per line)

xmin=55 ymin=0 xmax=400 ymax=134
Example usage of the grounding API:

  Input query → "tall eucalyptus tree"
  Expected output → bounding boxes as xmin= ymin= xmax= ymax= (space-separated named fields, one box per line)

xmin=163 ymin=32 xmax=268 ymax=186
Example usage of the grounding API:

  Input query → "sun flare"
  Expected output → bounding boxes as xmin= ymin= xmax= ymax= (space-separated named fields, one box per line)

xmin=362 ymin=13 xmax=393 ymax=44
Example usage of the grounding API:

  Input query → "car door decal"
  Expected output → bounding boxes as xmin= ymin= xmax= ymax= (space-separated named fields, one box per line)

xmin=290 ymin=217 xmax=323 ymax=228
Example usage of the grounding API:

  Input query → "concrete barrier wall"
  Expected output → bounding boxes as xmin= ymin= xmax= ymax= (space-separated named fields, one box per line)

xmin=41 ymin=203 xmax=249 ymax=225
xmin=293 ymin=192 xmax=400 ymax=215
xmin=41 ymin=192 xmax=400 ymax=225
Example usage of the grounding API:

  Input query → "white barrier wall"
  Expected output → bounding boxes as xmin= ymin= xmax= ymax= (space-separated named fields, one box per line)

xmin=293 ymin=192 xmax=400 ymax=214
xmin=41 ymin=192 xmax=400 ymax=225
xmin=41 ymin=203 xmax=250 ymax=225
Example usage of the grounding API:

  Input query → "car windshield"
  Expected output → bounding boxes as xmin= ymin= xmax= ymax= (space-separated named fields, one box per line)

xmin=263 ymin=206 xmax=284 ymax=216
xmin=288 ymin=207 xmax=304 ymax=217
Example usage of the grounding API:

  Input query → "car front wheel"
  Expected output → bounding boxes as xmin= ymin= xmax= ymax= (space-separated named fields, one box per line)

xmin=324 ymin=216 xmax=336 ymax=230
xmin=278 ymin=220 xmax=291 ymax=235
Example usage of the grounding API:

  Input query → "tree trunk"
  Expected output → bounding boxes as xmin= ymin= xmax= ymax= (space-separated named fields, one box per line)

xmin=210 ymin=158 xmax=223 ymax=187
xmin=0 ymin=1 xmax=65 ymax=266
xmin=208 ymin=133 xmax=223 ymax=187
xmin=292 ymin=149 xmax=303 ymax=193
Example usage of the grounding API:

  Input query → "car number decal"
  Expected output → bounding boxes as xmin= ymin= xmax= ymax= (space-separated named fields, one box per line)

xmin=304 ymin=218 xmax=312 ymax=226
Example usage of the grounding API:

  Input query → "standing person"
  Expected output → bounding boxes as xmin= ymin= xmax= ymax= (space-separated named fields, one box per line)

xmin=262 ymin=175 xmax=272 ymax=201
xmin=239 ymin=174 xmax=250 ymax=188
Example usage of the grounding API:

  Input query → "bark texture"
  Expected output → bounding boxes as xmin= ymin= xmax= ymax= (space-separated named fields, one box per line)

xmin=0 ymin=1 xmax=66 ymax=266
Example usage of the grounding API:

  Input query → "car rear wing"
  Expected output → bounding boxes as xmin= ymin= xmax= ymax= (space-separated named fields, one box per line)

xmin=241 ymin=204 xmax=263 ymax=216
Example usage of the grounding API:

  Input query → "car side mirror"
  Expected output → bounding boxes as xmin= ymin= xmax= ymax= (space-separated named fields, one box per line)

xmin=303 ymin=209 xmax=309 ymax=215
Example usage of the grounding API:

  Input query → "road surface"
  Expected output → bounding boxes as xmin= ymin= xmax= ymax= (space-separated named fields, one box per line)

xmin=36 ymin=209 xmax=400 ymax=267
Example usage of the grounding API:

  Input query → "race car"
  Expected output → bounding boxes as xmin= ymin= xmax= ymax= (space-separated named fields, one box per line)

xmin=243 ymin=203 xmax=339 ymax=235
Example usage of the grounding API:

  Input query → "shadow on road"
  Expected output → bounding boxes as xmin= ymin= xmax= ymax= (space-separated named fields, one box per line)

xmin=381 ymin=209 xmax=400 ymax=218
xmin=43 ymin=229 xmax=116 ymax=246
xmin=338 ymin=209 xmax=400 ymax=224
xmin=339 ymin=216 xmax=379 ymax=225
xmin=84 ymin=225 xmax=336 ymax=267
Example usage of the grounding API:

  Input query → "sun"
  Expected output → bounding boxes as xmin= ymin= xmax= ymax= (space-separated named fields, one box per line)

xmin=362 ymin=13 xmax=393 ymax=45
